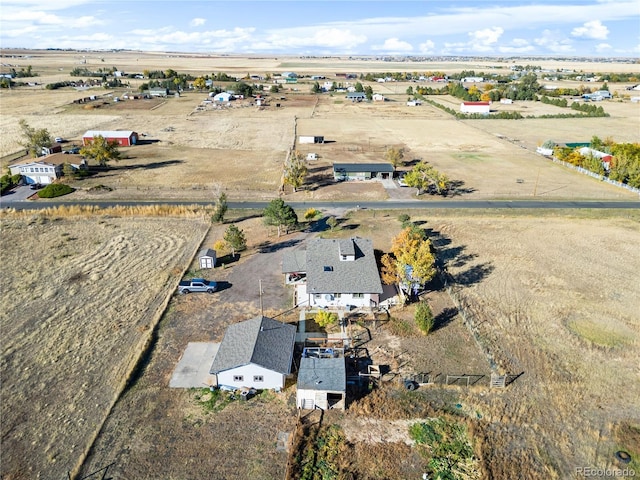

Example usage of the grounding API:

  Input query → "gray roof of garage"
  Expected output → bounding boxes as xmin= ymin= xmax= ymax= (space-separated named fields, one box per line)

xmin=333 ymin=163 xmax=394 ymax=173
xmin=209 ymin=316 xmax=296 ymax=375
xmin=282 ymin=249 xmax=307 ymax=273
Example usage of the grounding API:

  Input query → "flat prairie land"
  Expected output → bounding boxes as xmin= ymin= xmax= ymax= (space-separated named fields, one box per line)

xmin=0 ymin=212 xmax=209 ymax=480
xmin=424 ymin=210 xmax=640 ymax=478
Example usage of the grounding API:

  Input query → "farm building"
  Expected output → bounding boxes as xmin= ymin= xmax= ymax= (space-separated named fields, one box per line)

xmin=282 ymin=237 xmax=384 ymax=310
xmin=346 ymin=92 xmax=366 ymax=102
xmin=209 ymin=316 xmax=296 ymax=391
xmin=299 ymin=136 xmax=324 ymax=144
xmin=500 ymin=98 xmax=513 ymax=104
xmin=333 ymin=163 xmax=394 ymax=181
xmin=460 ymin=101 xmax=491 ymax=114
xmin=296 ymin=347 xmax=346 ymax=411
xmin=9 ymin=154 xmax=87 ymax=185
xmin=198 ymin=248 xmax=216 ymax=269
xmin=372 ymin=93 xmax=385 ymax=102
xmin=578 ymin=147 xmax=613 ymax=170
xmin=40 ymin=143 xmax=63 ymax=156
xmin=82 ymin=130 xmax=138 ymax=147
xmin=407 ymin=100 xmax=422 ymax=106
xmin=148 ymin=88 xmax=168 ymax=97
xmin=462 ymin=77 xmax=484 ymax=83
xmin=213 ymin=92 xmax=232 ymax=102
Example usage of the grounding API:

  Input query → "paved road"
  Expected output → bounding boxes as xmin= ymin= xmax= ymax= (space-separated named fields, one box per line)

xmin=2 ymin=199 xmax=639 ymax=210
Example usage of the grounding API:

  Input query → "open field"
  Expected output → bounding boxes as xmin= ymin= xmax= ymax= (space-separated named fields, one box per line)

xmin=2 ymin=50 xmax=638 ymax=203
xmin=0 ymin=211 xmax=209 ymax=479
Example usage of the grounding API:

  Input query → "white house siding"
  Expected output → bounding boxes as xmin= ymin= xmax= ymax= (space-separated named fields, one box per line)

xmin=297 ymin=389 xmax=330 ymax=410
xmin=460 ymin=103 xmax=490 ymax=114
xmin=302 ymin=290 xmax=379 ymax=309
xmin=216 ymin=363 xmax=286 ymax=391
xmin=299 ymin=136 xmax=315 ymax=144
xmin=10 ymin=164 xmax=59 ymax=184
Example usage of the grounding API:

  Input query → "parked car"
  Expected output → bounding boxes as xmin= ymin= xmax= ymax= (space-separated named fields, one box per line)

xmin=54 ymin=137 xmax=63 ymax=143
xmin=177 ymin=278 xmax=218 ymax=294
xmin=64 ymin=146 xmax=81 ymax=154
xmin=397 ymin=174 xmax=408 ymax=187
xmin=29 ymin=183 xmax=43 ymax=190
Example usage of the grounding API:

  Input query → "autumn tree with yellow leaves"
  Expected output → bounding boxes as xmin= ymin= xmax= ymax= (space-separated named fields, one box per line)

xmin=381 ymin=226 xmax=436 ymax=300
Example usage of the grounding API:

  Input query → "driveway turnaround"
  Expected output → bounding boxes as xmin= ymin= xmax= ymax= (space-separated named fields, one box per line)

xmin=169 ymin=342 xmax=219 ymax=388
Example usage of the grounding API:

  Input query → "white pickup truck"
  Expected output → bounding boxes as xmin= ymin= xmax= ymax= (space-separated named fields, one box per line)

xmin=177 ymin=278 xmax=218 ymax=294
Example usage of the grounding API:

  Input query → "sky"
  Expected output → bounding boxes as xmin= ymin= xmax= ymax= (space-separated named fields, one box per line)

xmin=1 ymin=0 xmax=639 ymax=57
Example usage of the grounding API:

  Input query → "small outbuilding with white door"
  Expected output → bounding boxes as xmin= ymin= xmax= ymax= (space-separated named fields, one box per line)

xmin=198 ymin=248 xmax=216 ymax=269
xmin=299 ymin=136 xmax=324 ymax=144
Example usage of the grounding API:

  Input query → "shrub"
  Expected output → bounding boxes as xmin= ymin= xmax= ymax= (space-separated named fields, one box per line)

xmin=37 ymin=183 xmax=75 ymax=198
xmin=415 ymin=302 xmax=435 ymax=334
xmin=315 ymin=310 xmax=338 ymax=328
xmin=304 ymin=208 xmax=320 ymax=221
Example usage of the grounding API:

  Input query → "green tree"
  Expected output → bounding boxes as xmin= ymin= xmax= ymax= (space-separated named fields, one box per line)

xmin=311 ymin=81 xmax=321 ymax=93
xmin=62 ymin=163 xmax=76 ymax=178
xmin=406 ymin=86 xmax=414 ymax=95
xmin=223 ymin=224 xmax=247 ymax=257
xmin=284 ymin=151 xmax=308 ymax=192
xmin=415 ymin=302 xmax=435 ymax=334
xmin=79 ymin=135 xmax=121 ymax=167
xmin=364 ymin=85 xmax=373 ymax=100
xmin=315 ymin=310 xmax=338 ymax=329
xmin=270 ymin=84 xmax=280 ymax=93
xmin=263 ymin=198 xmax=298 ymax=237
xmin=355 ymin=82 xmax=364 ymax=92
xmin=212 ymin=192 xmax=228 ymax=223
xmin=19 ymin=119 xmax=52 ymax=158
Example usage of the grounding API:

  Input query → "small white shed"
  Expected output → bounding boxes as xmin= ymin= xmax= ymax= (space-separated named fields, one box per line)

xmin=198 ymin=248 xmax=216 ymax=269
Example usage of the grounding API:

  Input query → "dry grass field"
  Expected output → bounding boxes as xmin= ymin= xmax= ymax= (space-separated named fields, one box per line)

xmin=0 ymin=210 xmax=209 ymax=480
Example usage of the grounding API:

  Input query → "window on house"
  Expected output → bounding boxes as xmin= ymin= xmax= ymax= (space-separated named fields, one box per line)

xmin=353 ymin=293 xmax=364 ymax=298
xmin=341 ymin=255 xmax=347 ymax=261
xmin=233 ymin=375 xmax=244 ymax=382
xmin=323 ymin=266 xmax=333 ymax=272
xmin=314 ymin=294 xmax=322 ymax=299
xmin=334 ymin=293 xmax=341 ymax=299
xmin=253 ymin=376 xmax=264 ymax=382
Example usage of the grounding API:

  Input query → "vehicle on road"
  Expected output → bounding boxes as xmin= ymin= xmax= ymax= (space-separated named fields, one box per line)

xmin=177 ymin=278 xmax=218 ymax=294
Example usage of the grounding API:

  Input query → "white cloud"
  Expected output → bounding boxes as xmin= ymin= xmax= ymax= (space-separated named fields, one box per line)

xmin=571 ymin=20 xmax=609 ymax=39
xmin=469 ymin=27 xmax=504 ymax=46
xmin=372 ymin=37 xmax=413 ymax=52
xmin=534 ymin=29 xmax=575 ymax=53
xmin=418 ymin=40 xmax=435 ymax=54
xmin=595 ymin=42 xmax=612 ymax=52
xmin=261 ymin=28 xmax=367 ymax=51
xmin=190 ymin=18 xmax=206 ymax=27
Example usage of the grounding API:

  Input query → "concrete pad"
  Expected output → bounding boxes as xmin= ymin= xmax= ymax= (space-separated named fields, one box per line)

xmin=169 ymin=342 xmax=219 ymax=388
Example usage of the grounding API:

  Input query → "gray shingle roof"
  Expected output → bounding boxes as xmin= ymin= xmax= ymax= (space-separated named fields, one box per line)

xmin=282 ymin=249 xmax=307 ymax=273
xmin=333 ymin=163 xmax=394 ymax=173
xmin=297 ymin=357 xmax=346 ymax=392
xmin=306 ymin=238 xmax=383 ymax=294
xmin=209 ymin=316 xmax=296 ymax=375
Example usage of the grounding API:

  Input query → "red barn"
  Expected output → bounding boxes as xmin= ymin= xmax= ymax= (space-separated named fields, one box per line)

xmin=82 ymin=130 xmax=138 ymax=146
